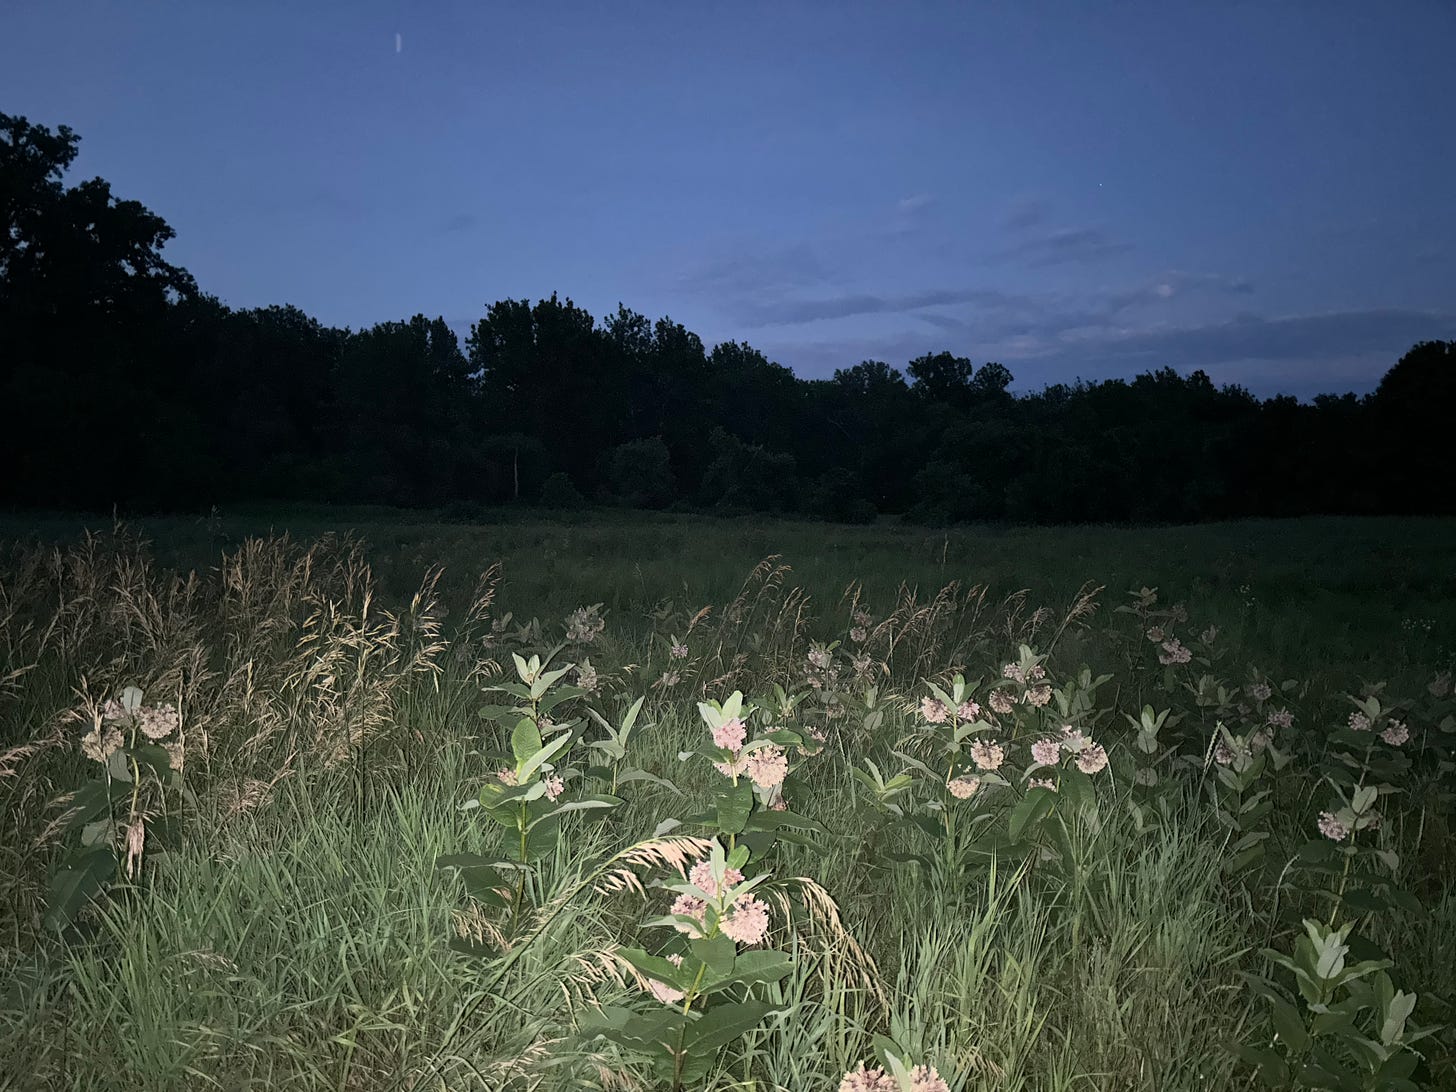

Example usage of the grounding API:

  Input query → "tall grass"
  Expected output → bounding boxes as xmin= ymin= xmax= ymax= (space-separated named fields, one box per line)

xmin=0 ymin=516 xmax=1451 ymax=1089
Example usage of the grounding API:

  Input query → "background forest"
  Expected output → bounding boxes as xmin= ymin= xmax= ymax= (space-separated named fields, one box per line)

xmin=4 ymin=111 xmax=1453 ymax=524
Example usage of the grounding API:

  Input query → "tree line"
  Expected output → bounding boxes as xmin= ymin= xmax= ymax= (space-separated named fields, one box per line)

xmin=3 ymin=112 xmax=1452 ymax=523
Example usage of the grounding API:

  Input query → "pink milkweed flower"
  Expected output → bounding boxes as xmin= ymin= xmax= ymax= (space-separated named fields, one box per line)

xmin=497 ymin=768 xmax=519 ymax=786
xmin=1024 ymin=685 xmax=1052 ymax=708
xmin=1075 ymin=743 xmax=1109 ymax=774
xmin=1159 ymin=639 xmax=1192 ymax=665
xmin=713 ymin=717 xmax=747 ymax=751
xmin=988 ymin=689 xmax=1015 ymax=715
xmin=719 ymin=895 xmax=770 ymax=945
xmin=1059 ymin=726 xmax=1090 ymax=753
xmin=907 ymin=1064 xmax=950 ymax=1092
xmin=920 ymin=697 xmax=949 ymax=724
xmin=713 ymin=753 xmax=751 ymax=779
xmin=1028 ymin=777 xmax=1057 ymax=792
xmin=970 ymin=739 xmax=1005 ymax=771
xmin=670 ymin=893 xmax=708 ymax=934
xmin=1002 ymin=663 xmax=1025 ymax=683
xmin=839 ymin=1063 xmax=898 ymax=1092
xmin=1248 ymin=682 xmax=1273 ymax=702
xmin=745 ymin=745 xmax=789 ymax=789
xmin=1381 ymin=721 xmax=1410 ymax=746
xmin=1348 ymin=712 xmax=1371 ymax=732
xmin=670 ymin=641 xmax=689 ymax=659
xmin=850 ymin=626 xmax=868 ymax=644
xmin=646 ymin=953 xmax=685 ymax=1004
xmin=1031 ymin=738 xmax=1062 ymax=766
xmin=1267 ymin=708 xmax=1294 ymax=729
xmin=1213 ymin=741 xmax=1236 ymax=766
xmin=808 ymin=648 xmax=832 ymax=670
xmin=543 ymin=774 xmax=565 ymax=801
xmin=947 ymin=775 xmax=980 ymax=799
xmin=957 ymin=700 xmax=981 ymax=720
xmin=1146 ymin=626 xmax=1165 ymax=643
xmin=689 ymin=860 xmax=743 ymax=898
xmin=1317 ymin=811 xmax=1349 ymax=842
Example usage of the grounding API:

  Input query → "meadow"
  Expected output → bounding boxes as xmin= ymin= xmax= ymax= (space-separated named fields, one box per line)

xmin=1 ymin=509 xmax=1453 ymax=1091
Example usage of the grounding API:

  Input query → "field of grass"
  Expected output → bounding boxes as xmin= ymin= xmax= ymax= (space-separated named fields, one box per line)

xmin=1 ymin=509 xmax=1453 ymax=1091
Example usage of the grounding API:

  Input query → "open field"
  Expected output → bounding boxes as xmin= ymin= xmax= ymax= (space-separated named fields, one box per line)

xmin=1 ymin=511 xmax=1453 ymax=1090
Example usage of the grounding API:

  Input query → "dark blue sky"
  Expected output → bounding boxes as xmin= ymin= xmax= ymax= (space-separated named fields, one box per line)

xmin=6 ymin=1 xmax=1453 ymax=396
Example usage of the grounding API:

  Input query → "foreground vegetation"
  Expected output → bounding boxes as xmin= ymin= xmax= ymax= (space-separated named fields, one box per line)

xmin=1 ymin=514 xmax=1454 ymax=1090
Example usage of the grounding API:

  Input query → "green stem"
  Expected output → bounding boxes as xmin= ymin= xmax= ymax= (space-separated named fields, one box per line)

xmin=672 ymin=962 xmax=710 ymax=1091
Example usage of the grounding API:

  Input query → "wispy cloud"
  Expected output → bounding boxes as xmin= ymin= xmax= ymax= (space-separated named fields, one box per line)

xmin=739 ymin=287 xmax=1005 ymax=328
xmin=992 ymin=225 xmax=1133 ymax=267
xmin=438 ymin=212 xmax=477 ymax=234
xmin=1003 ymin=195 xmax=1049 ymax=231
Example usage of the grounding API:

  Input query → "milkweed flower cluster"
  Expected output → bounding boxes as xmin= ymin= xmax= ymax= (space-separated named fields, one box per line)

xmin=1055 ymin=725 xmax=1109 ymax=774
xmin=1029 ymin=777 xmax=1057 ymax=792
xmin=1158 ymin=639 xmax=1192 ymax=665
xmin=969 ymin=739 xmax=1005 ymax=771
xmin=838 ymin=1062 xmax=949 ymax=1092
xmin=745 ymin=745 xmax=789 ymax=789
xmin=1348 ymin=712 xmax=1372 ymax=732
xmin=719 ymin=895 xmax=771 ymax=945
xmin=1317 ymin=811 xmax=1350 ymax=842
xmin=646 ymin=953 xmax=685 ymax=1004
xmin=1381 ymin=721 xmax=1410 ymax=746
xmin=947 ymin=775 xmax=980 ymax=799
xmin=543 ymin=774 xmax=565 ymax=801
xmin=83 ymin=690 xmax=183 ymax=768
xmin=713 ymin=717 xmax=747 ymax=751
xmin=1248 ymin=681 xmax=1274 ymax=702
xmin=840 ymin=1063 xmax=897 ymax=1091
xmin=564 ymin=604 xmax=605 ymax=644
xmin=988 ymin=689 xmax=1016 ymax=715
xmin=575 ymin=659 xmax=600 ymax=694
xmin=957 ymin=700 xmax=980 ymax=720
xmin=919 ymin=697 xmax=948 ymax=724
xmin=1031 ymin=737 xmax=1062 ymax=766
xmin=667 ymin=853 xmax=771 ymax=945
xmin=1266 ymin=708 xmax=1294 ymax=729
xmin=1075 ymin=743 xmax=1109 ymax=774
xmin=670 ymin=641 xmax=689 ymax=659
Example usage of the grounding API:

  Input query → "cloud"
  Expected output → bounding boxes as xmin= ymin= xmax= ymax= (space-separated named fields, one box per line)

xmin=439 ymin=212 xmax=477 ymax=234
xmin=675 ymin=240 xmax=834 ymax=296
xmin=751 ymin=306 xmax=1455 ymax=398
xmin=897 ymin=193 xmax=935 ymax=214
xmin=1003 ymin=195 xmax=1049 ymax=231
xmin=992 ymin=225 xmax=1133 ymax=267
xmin=739 ymin=287 xmax=1011 ymax=328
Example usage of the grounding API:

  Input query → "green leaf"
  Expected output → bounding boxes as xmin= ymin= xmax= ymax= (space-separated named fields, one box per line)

xmin=512 ymin=717 xmax=544 ymax=768
xmin=1009 ymin=788 xmax=1057 ymax=843
xmin=518 ymin=732 xmax=572 ymax=784
xmin=690 ymin=933 xmax=737 ymax=976
xmin=527 ymin=795 xmax=623 ymax=830
xmin=1230 ymin=1044 xmax=1290 ymax=1086
xmin=680 ymin=999 xmax=775 ymax=1055
xmin=715 ymin=779 xmax=753 ymax=834
xmin=1267 ymin=995 xmax=1310 ymax=1052
xmin=45 ymin=845 xmax=116 ymax=932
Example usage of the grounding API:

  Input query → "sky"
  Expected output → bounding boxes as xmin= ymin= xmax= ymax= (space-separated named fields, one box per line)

xmin=5 ymin=0 xmax=1454 ymax=398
